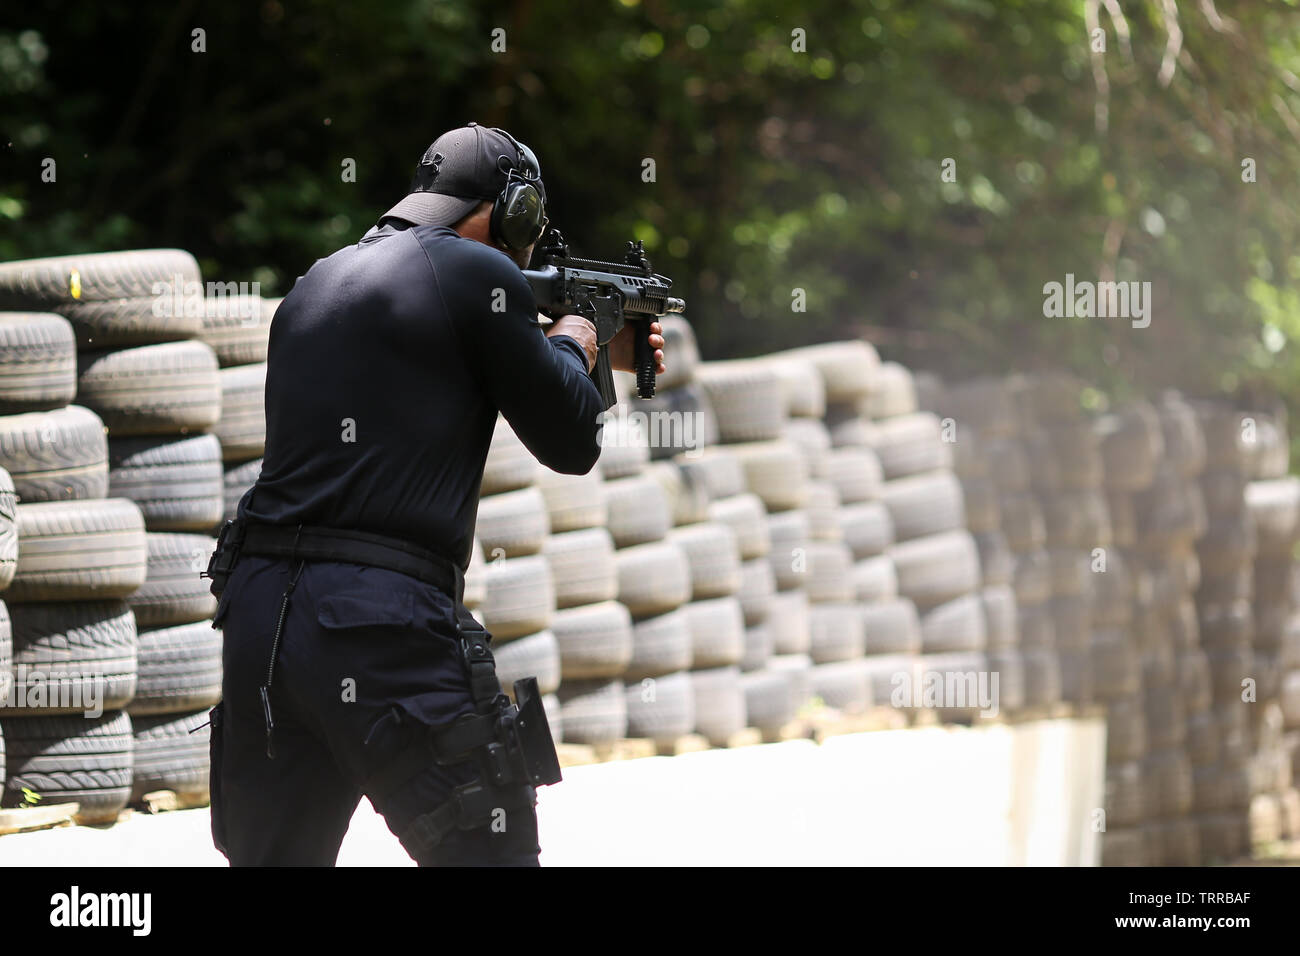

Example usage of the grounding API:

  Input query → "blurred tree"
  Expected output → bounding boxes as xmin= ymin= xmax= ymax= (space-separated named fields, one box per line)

xmin=2 ymin=0 xmax=1300 ymax=431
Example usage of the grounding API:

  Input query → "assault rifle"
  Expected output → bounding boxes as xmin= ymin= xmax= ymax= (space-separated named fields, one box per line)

xmin=523 ymin=229 xmax=685 ymax=408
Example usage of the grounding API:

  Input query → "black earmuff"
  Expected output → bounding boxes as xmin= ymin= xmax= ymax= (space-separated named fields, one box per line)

xmin=488 ymin=129 xmax=548 ymax=252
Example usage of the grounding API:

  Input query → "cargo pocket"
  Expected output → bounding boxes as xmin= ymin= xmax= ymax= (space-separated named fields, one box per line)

xmin=207 ymin=702 xmax=230 ymax=859
xmin=317 ymin=589 xmax=415 ymax=631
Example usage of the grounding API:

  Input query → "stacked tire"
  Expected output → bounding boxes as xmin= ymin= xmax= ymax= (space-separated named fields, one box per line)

xmin=0 ymin=252 xmax=198 ymax=822
xmin=689 ymin=356 xmax=797 ymax=742
xmin=197 ymin=294 xmax=279 ymax=524
xmin=1239 ymin=406 xmax=1300 ymax=849
xmin=473 ymin=416 xmax=565 ymax=743
xmin=1189 ymin=401 xmax=1263 ymax=862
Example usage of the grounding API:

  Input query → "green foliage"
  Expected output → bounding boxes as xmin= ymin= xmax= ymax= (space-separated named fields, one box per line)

xmin=2 ymin=0 xmax=1300 ymax=421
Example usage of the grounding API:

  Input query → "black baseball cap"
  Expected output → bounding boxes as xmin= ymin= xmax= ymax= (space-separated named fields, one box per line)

xmin=381 ymin=122 xmax=546 ymax=227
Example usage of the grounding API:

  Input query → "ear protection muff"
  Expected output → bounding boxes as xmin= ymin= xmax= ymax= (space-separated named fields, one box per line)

xmin=488 ymin=128 xmax=548 ymax=252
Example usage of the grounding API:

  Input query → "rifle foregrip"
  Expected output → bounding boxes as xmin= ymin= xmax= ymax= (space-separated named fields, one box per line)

xmin=632 ymin=318 xmax=655 ymax=399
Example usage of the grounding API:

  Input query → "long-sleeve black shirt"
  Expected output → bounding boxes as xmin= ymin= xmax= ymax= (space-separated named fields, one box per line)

xmin=238 ymin=221 xmax=604 ymax=570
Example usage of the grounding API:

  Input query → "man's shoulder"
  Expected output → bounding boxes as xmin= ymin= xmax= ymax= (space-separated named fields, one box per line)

xmin=410 ymin=225 xmax=524 ymax=282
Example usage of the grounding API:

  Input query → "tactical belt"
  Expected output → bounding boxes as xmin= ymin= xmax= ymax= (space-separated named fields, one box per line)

xmin=236 ymin=521 xmax=467 ymax=608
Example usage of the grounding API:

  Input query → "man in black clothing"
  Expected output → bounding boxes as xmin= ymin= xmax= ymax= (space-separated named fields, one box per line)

xmin=208 ymin=123 xmax=666 ymax=866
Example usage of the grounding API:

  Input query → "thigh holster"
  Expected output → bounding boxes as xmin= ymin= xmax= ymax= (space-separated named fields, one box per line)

xmin=371 ymin=617 xmax=563 ymax=859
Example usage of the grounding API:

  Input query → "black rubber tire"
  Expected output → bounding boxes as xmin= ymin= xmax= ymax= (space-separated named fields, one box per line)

xmin=766 ymin=510 xmax=811 ymax=591
xmin=1092 ymin=629 xmax=1141 ymax=700
xmin=222 ymin=458 xmax=261 ymax=523
xmin=740 ymin=622 xmax=772 ymax=672
xmin=492 ymin=628 xmax=561 ymax=696
xmin=866 ymin=413 xmax=953 ymax=480
xmin=635 ymin=384 xmax=719 ymax=460
xmin=730 ymin=440 xmax=810 ymax=511
xmin=0 ymin=313 xmax=77 ymax=413
xmin=880 ymin=470 xmax=966 ymax=542
xmin=77 ymin=341 xmax=222 ymax=437
xmin=535 ymin=466 xmax=607 ymax=533
xmin=213 ymin=363 xmax=267 ymax=462
xmin=740 ymin=669 xmax=798 ymax=731
xmin=482 ymin=416 xmax=539 ymax=495
xmin=1105 ymin=761 xmax=1146 ymax=828
xmin=626 ymin=607 xmax=693 ymax=680
xmin=838 ymin=501 xmax=894 ymax=559
xmin=657 ymin=460 xmax=712 ymax=527
xmin=108 ymin=434 xmax=224 ymax=533
xmin=1012 ymin=549 xmax=1052 ymax=607
xmin=961 ymin=476 xmax=1000 ymax=534
xmin=481 ymin=554 xmax=555 ymax=640
xmin=655 ymin=316 xmax=699 ymax=391
xmin=772 ymin=341 xmax=879 ymax=403
xmin=1098 ymin=404 xmax=1164 ymax=492
xmin=693 ymin=360 xmax=786 ymax=444
xmin=1042 ymin=490 xmax=1111 ymax=550
xmin=940 ymin=377 xmax=1018 ymax=438
xmin=804 ymin=541 xmax=854 ymax=604
xmin=1020 ymin=647 xmax=1063 ymax=707
xmin=615 ymin=541 xmax=691 ymax=617
xmin=853 ymin=554 xmax=898 ymax=603
xmin=1016 ymin=602 xmax=1055 ymax=650
xmin=765 ymin=357 xmax=827 ymax=421
xmin=679 ymin=448 xmax=746 ymax=500
xmin=128 ymin=621 xmax=222 ymax=716
xmin=805 ymin=480 xmax=842 ymax=542
xmin=197 ymin=295 xmax=275 ymax=368
xmin=550 ymin=601 xmax=633 ymax=680
xmin=985 ymin=648 xmax=1027 ymax=713
xmin=861 ymin=598 xmax=921 ymax=655
xmin=890 ymin=530 xmax=981 ymax=610
xmin=824 ymin=446 xmax=884 ymax=504
xmin=604 ymin=474 xmax=671 ymax=547
xmin=0 ymin=405 xmax=109 ymax=502
xmin=1106 ymin=696 xmax=1148 ymax=764
xmin=0 ymin=469 xmax=14 ymax=591
xmin=9 ymin=498 xmax=147 ymax=602
xmin=768 ymin=590 xmax=810 ymax=655
xmin=0 ymin=710 xmax=133 ymax=824
xmin=864 ymin=361 xmax=918 ymax=420
xmin=557 ymin=678 xmax=628 ymax=744
xmin=707 ymin=493 xmax=772 ymax=560
xmin=684 ymin=596 xmax=745 ymax=669
xmin=919 ymin=593 xmax=987 ymax=653
xmin=690 ymin=666 xmax=746 ymax=743
xmin=998 ymin=492 xmax=1046 ymax=552
xmin=0 ymin=249 xmax=203 ymax=347
xmin=541 ymin=527 xmax=618 ymax=609
xmin=736 ymin=557 xmax=776 ymax=626
xmin=783 ymin=418 xmax=833 ymax=480
xmin=1142 ymin=749 xmax=1194 ymax=818
xmin=808 ymin=603 xmax=865 ymax=663
xmin=475 ymin=486 xmax=550 ymax=559
xmin=668 ymin=522 xmax=743 ymax=600
xmin=975 ymin=530 xmax=1013 ymax=587
xmin=624 ymin=670 xmax=695 ymax=741
xmin=129 ymin=708 xmax=212 ymax=803
xmin=981 ymin=587 xmax=1018 ymax=650
xmin=596 ymin=413 xmax=651 ymax=479
xmin=1159 ymin=395 xmax=1208 ymax=479
xmin=0 ymin=599 xmax=10 ymax=705
xmin=7 ymin=600 xmax=137 ymax=715
xmin=128 ymin=533 xmax=217 ymax=629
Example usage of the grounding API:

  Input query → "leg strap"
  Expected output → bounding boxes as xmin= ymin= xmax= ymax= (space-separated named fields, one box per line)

xmin=399 ymin=781 xmax=537 ymax=859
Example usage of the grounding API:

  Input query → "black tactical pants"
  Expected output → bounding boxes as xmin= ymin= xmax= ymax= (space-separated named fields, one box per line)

xmin=209 ymin=554 xmax=541 ymax=866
